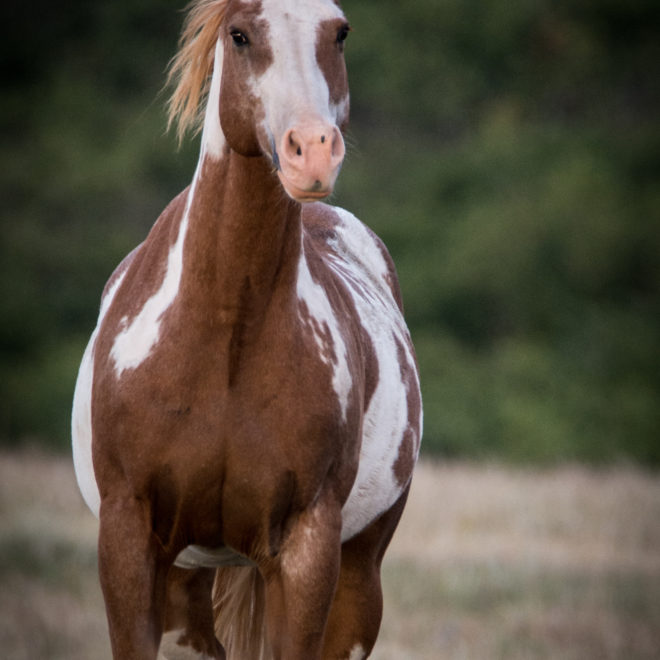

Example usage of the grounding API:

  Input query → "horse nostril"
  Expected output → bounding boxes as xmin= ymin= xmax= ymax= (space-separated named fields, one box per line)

xmin=321 ymin=135 xmax=326 ymax=144
xmin=288 ymin=131 xmax=302 ymax=157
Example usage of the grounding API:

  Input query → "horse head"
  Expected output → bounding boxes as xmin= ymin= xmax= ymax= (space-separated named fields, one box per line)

xmin=170 ymin=0 xmax=350 ymax=203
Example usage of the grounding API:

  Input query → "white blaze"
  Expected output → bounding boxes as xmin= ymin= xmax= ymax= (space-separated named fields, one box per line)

xmin=256 ymin=0 xmax=347 ymax=142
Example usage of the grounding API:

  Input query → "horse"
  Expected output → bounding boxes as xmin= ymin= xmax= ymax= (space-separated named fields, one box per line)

xmin=72 ymin=1 xmax=422 ymax=658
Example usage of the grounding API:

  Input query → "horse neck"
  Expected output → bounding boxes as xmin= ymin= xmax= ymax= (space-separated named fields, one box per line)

xmin=179 ymin=146 xmax=302 ymax=328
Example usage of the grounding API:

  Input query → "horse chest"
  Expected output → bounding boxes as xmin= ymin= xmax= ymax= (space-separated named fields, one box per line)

xmin=77 ymin=204 xmax=419 ymax=544
xmin=90 ymin=295 xmax=358 ymax=477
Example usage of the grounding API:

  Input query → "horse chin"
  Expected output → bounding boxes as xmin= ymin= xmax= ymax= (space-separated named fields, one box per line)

xmin=277 ymin=171 xmax=334 ymax=204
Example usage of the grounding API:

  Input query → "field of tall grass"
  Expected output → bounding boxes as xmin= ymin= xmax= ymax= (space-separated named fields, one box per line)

xmin=1 ymin=450 xmax=659 ymax=659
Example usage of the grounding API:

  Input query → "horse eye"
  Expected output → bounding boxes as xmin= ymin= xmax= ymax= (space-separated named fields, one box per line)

xmin=336 ymin=24 xmax=351 ymax=46
xmin=230 ymin=29 xmax=249 ymax=47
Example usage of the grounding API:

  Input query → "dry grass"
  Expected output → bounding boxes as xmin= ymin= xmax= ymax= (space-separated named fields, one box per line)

xmin=1 ymin=450 xmax=659 ymax=659
xmin=0 ymin=448 xmax=108 ymax=660
xmin=378 ymin=462 xmax=660 ymax=659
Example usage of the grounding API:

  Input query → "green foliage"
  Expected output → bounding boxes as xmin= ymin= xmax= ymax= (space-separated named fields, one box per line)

xmin=1 ymin=0 xmax=658 ymax=463
xmin=1 ymin=0 xmax=197 ymax=444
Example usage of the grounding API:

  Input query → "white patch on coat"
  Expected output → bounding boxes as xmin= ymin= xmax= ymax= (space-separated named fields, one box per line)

xmin=158 ymin=629 xmax=215 ymax=660
xmin=72 ymin=272 xmax=126 ymax=518
xmin=325 ymin=207 xmax=421 ymax=542
xmin=280 ymin=502 xmax=334 ymax=584
xmin=202 ymin=39 xmax=226 ymax=160
xmin=110 ymin=25 xmax=228 ymax=379
xmin=331 ymin=96 xmax=350 ymax=130
xmin=280 ymin=520 xmax=318 ymax=581
xmin=256 ymin=0 xmax=346 ymax=142
xmin=296 ymin=248 xmax=352 ymax=421
xmin=348 ymin=644 xmax=366 ymax=660
xmin=109 ymin=166 xmax=204 ymax=378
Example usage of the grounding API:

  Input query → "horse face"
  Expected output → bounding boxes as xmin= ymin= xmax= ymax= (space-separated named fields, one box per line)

xmin=219 ymin=0 xmax=349 ymax=202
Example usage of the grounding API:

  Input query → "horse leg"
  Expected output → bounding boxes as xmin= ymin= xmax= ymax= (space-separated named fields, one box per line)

xmin=263 ymin=496 xmax=342 ymax=660
xmin=160 ymin=566 xmax=225 ymax=659
xmin=322 ymin=486 xmax=411 ymax=659
xmin=98 ymin=493 xmax=169 ymax=660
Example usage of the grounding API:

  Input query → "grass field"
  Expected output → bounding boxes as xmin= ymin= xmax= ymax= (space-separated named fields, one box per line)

xmin=1 ymin=450 xmax=659 ymax=659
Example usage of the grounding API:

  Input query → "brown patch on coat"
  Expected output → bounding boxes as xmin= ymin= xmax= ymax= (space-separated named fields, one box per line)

xmin=219 ymin=0 xmax=273 ymax=156
xmin=224 ymin=0 xmax=270 ymax=74
xmin=392 ymin=333 xmax=422 ymax=487
xmin=164 ymin=567 xmax=224 ymax=658
xmin=315 ymin=18 xmax=350 ymax=114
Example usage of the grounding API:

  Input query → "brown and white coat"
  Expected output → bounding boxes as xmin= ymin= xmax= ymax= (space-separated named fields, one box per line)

xmin=72 ymin=1 xmax=421 ymax=658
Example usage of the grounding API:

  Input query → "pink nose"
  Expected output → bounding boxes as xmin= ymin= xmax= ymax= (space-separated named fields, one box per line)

xmin=277 ymin=123 xmax=345 ymax=201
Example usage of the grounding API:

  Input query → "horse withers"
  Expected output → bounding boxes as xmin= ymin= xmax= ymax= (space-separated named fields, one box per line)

xmin=72 ymin=1 xmax=422 ymax=658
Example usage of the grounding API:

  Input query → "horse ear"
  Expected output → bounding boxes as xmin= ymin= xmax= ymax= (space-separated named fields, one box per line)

xmin=165 ymin=0 xmax=228 ymax=145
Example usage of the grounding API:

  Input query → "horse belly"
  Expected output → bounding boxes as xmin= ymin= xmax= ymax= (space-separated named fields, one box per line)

xmin=325 ymin=208 xmax=422 ymax=542
xmin=72 ymin=268 xmax=128 ymax=519
xmin=72 ymin=331 xmax=101 ymax=518
xmin=335 ymin=283 xmax=421 ymax=543
xmin=340 ymin=340 xmax=417 ymax=542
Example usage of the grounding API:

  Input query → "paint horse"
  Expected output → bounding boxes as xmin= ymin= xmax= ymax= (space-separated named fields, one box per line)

xmin=72 ymin=1 xmax=422 ymax=658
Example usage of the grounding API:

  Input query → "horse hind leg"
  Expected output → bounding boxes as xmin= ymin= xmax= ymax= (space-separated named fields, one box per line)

xmin=159 ymin=566 xmax=226 ymax=660
xmin=322 ymin=486 xmax=411 ymax=659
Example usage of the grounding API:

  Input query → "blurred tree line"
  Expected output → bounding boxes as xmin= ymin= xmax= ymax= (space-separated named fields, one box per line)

xmin=1 ymin=0 xmax=659 ymax=464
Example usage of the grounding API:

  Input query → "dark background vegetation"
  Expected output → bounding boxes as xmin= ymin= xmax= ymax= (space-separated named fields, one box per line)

xmin=2 ymin=0 xmax=658 ymax=464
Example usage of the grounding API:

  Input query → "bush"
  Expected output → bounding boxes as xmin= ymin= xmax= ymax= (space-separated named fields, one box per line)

xmin=2 ymin=0 xmax=658 ymax=465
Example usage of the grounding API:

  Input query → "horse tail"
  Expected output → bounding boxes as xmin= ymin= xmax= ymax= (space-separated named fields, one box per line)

xmin=212 ymin=565 xmax=271 ymax=660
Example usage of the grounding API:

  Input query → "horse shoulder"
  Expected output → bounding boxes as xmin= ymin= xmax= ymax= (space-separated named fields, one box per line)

xmin=102 ymin=188 xmax=190 ymax=318
xmin=93 ymin=188 xmax=192 ymax=380
xmin=72 ymin=188 xmax=192 ymax=515
xmin=302 ymin=202 xmax=404 ymax=311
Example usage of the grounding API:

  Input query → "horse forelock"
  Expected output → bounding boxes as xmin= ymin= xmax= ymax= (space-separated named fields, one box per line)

xmin=166 ymin=0 xmax=230 ymax=144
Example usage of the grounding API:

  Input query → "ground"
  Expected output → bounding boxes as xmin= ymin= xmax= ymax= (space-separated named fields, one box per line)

xmin=1 ymin=450 xmax=659 ymax=659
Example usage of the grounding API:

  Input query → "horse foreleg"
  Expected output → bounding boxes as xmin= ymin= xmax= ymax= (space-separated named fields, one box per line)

xmin=322 ymin=486 xmax=411 ymax=659
xmin=263 ymin=496 xmax=342 ymax=660
xmin=98 ymin=494 xmax=168 ymax=660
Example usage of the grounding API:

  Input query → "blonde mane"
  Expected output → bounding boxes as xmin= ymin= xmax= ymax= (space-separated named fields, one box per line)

xmin=166 ymin=0 xmax=229 ymax=144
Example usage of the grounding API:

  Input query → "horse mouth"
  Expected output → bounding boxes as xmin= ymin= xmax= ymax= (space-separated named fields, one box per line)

xmin=276 ymin=170 xmax=335 ymax=203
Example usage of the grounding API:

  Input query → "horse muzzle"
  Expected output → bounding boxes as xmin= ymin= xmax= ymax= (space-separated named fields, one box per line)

xmin=275 ymin=122 xmax=345 ymax=202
